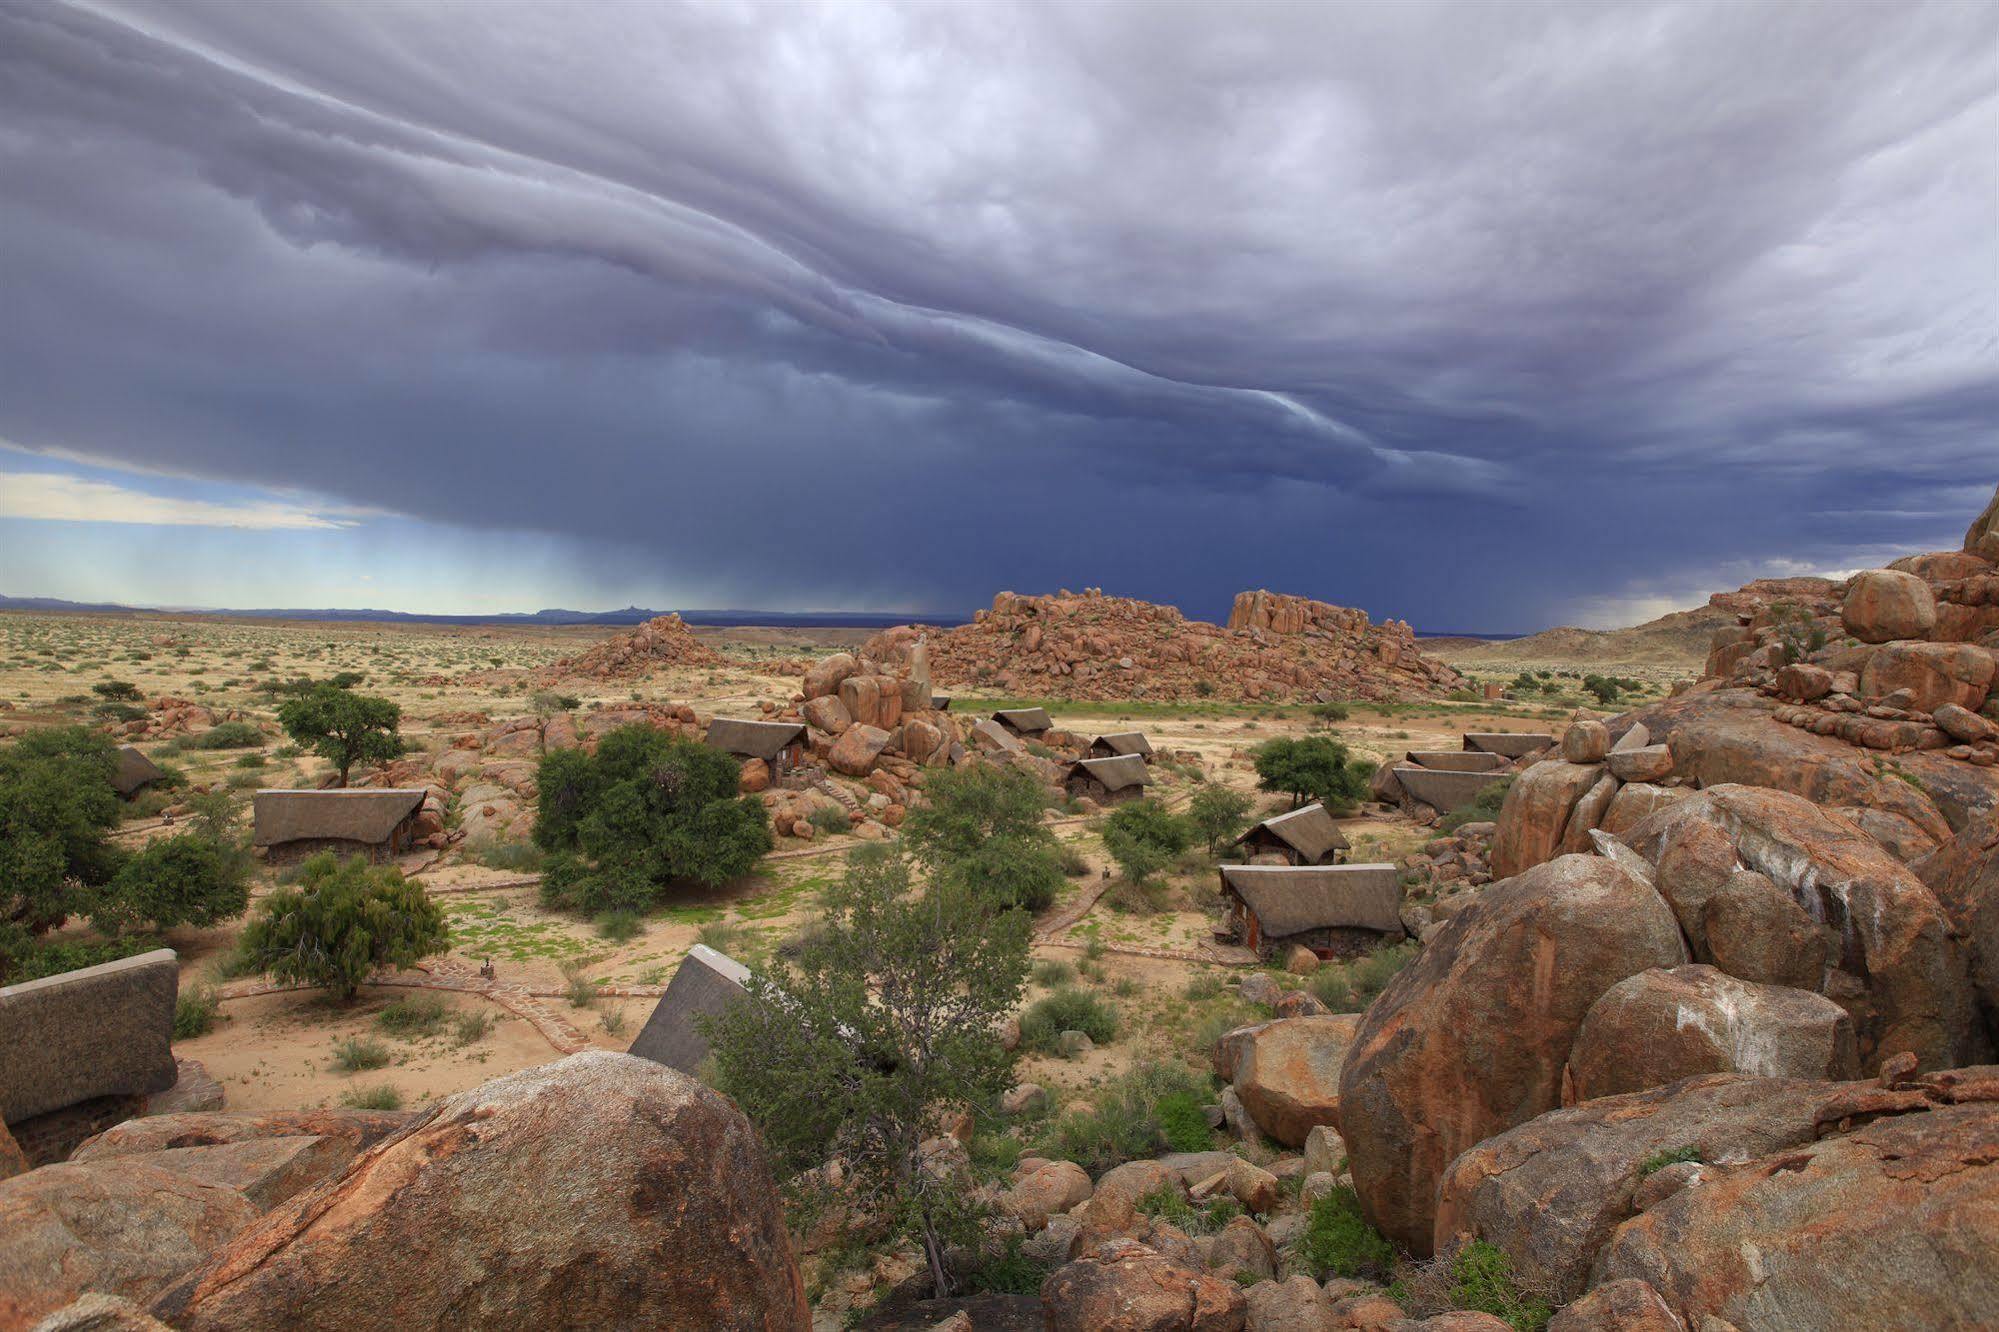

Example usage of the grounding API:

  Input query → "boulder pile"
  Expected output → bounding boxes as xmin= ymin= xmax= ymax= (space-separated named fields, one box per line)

xmin=912 ymin=588 xmax=1464 ymax=703
xmin=529 ymin=613 xmax=722 ymax=682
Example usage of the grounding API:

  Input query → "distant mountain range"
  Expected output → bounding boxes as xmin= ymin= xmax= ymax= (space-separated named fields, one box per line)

xmin=0 ymin=594 xmax=968 ymax=630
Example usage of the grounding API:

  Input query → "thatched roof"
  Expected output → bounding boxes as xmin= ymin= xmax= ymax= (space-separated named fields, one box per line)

xmin=627 ymin=945 xmax=750 ymax=1075
xmin=113 ymin=746 xmax=164 ymax=798
xmin=1090 ymin=731 xmax=1154 ymax=758
xmin=1462 ymin=732 xmax=1555 ymax=758
xmin=1236 ymin=802 xmax=1348 ymax=861
xmin=705 ymin=718 xmax=809 ymax=761
xmin=992 ymin=708 xmax=1053 ymax=734
xmin=253 ymin=789 xmax=426 ymax=847
xmin=1067 ymin=754 xmax=1150 ymax=793
xmin=1219 ymin=864 xmax=1404 ymax=937
xmin=930 ymin=695 xmax=953 ymax=710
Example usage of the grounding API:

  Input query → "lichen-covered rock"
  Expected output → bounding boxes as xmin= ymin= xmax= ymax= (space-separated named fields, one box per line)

xmin=1564 ymin=966 xmax=1857 ymax=1101
xmin=1916 ymin=804 xmax=1999 ymax=1045
xmin=1699 ymin=871 xmax=1826 ymax=990
xmin=1003 ymin=1160 xmax=1093 ymax=1231
xmin=1338 ymin=854 xmax=1686 ymax=1253
xmin=1241 ymin=1275 xmax=1335 ymax=1332
xmin=1545 ymin=1280 xmax=1684 ymax=1331
xmin=154 ymin=1052 xmax=807 ymax=1332
xmin=1858 ymin=641 xmax=1995 ymax=713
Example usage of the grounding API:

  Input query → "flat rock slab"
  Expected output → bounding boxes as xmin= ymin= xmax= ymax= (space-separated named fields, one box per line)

xmin=0 ymin=950 xmax=178 ymax=1124
xmin=1463 ymin=733 xmax=1556 ymax=758
xmin=1393 ymin=765 xmax=1508 ymax=814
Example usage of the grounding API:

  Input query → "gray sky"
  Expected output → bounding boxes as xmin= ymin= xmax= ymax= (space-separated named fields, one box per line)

xmin=1 ymin=0 xmax=1993 ymax=628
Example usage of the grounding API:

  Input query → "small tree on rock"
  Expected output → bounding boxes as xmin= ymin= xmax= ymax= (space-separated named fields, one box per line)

xmin=1253 ymin=735 xmax=1372 ymax=812
xmin=705 ymin=844 xmax=1030 ymax=1297
xmin=234 ymin=853 xmax=447 ymax=1002
xmin=277 ymin=686 xmax=403 ymax=787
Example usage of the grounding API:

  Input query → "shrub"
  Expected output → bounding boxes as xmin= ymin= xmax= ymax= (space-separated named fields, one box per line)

xmin=600 ymin=1005 xmax=629 ymax=1036
xmin=1252 ymin=736 xmax=1372 ymax=813
xmin=533 ymin=727 xmax=772 ymax=914
xmin=340 ymin=1084 xmax=404 ymax=1110
xmin=966 ymin=1237 xmax=1058 ymax=1296
xmin=1058 ymin=844 xmax=1090 ymax=877
xmin=1639 ymin=1145 xmax=1702 ymax=1176
xmin=561 ymin=960 xmax=600 ymax=1008
xmin=472 ymin=840 xmax=545 ymax=873
xmin=1311 ymin=701 xmax=1351 ymax=722
xmin=1187 ymin=784 xmax=1253 ymax=855
xmin=596 ymin=909 xmax=642 ymax=941
xmin=1155 ymin=1090 xmax=1214 ymax=1152
xmin=806 ymin=805 xmax=850 ymax=836
xmin=1298 ymin=1185 xmax=1396 ymax=1279
xmin=185 ymin=721 xmax=267 ymax=750
xmin=1036 ymin=1060 xmax=1209 ymax=1176
xmin=331 ymin=1036 xmax=392 ymax=1072
xmin=452 ymin=1009 xmax=496 ymax=1046
xmin=904 ymin=763 xmax=1065 ymax=912
xmin=1031 ymin=958 xmax=1077 ymax=986
xmin=93 ymin=680 xmax=143 ymax=701
xmin=0 ymin=726 xmax=123 ymax=950
xmin=1019 ymin=986 xmax=1117 ymax=1051
xmin=697 ymin=920 xmax=745 ymax=952
xmin=1101 ymin=800 xmax=1197 ymax=885
xmin=93 ymin=831 xmax=250 ymax=936
xmin=1447 ymin=1241 xmax=1553 ymax=1331
xmin=376 ymin=994 xmax=451 ymax=1038
xmin=1137 ymin=1186 xmax=1240 ymax=1234
xmin=1440 ymin=778 xmax=1512 ymax=833
xmin=173 ymin=985 xmax=220 ymax=1038
xmin=234 ymin=855 xmax=448 ymax=1002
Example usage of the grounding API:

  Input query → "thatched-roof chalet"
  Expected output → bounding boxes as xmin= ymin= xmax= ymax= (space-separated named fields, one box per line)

xmin=1064 ymin=754 xmax=1150 ymax=804
xmin=1088 ymin=731 xmax=1154 ymax=760
xmin=1218 ymin=863 xmax=1403 ymax=955
xmin=113 ymin=747 xmax=164 ymax=799
xmin=992 ymin=708 xmax=1053 ymax=738
xmin=253 ymin=789 xmax=427 ymax=864
xmin=1234 ymin=802 xmax=1348 ymax=866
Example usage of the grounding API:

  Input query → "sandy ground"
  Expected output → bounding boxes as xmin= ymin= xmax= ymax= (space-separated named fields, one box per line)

xmin=3 ymin=608 xmax=1619 ymax=1119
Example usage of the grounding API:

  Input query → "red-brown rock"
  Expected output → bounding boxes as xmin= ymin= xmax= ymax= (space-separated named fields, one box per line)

xmin=1227 ymin=1014 xmax=1361 ymax=1148
xmin=1546 ymin=1280 xmax=1683 ymax=1331
xmin=1842 ymin=569 xmax=1937 ymax=643
xmin=1859 ymin=640 xmax=1995 ymax=713
xmin=1040 ymin=1238 xmax=1247 ymax=1331
xmin=1917 ymin=804 xmax=1999 ymax=1042
xmin=827 ymin=723 xmax=892 ymax=777
xmin=1490 ymin=760 xmax=1605 ymax=878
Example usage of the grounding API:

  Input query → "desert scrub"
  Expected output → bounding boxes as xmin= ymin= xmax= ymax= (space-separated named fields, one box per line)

xmin=1440 ymin=778 xmax=1512 ymax=833
xmin=1137 ymin=1186 xmax=1241 ymax=1235
xmin=340 ymin=1084 xmax=404 ymax=1110
xmin=1311 ymin=941 xmax=1418 ymax=1012
xmin=596 ymin=909 xmax=642 ymax=942
xmin=375 ymin=994 xmax=450 ymax=1038
xmin=471 ymin=840 xmax=545 ymax=873
xmin=560 ymin=960 xmax=600 ymax=1008
xmin=1445 ymin=1241 xmax=1552 ymax=1331
xmin=452 ymin=1009 xmax=496 ymax=1046
xmin=173 ymin=985 xmax=219 ymax=1039
xmin=1035 ymin=1060 xmax=1209 ymax=1175
xmin=330 ymin=1036 xmax=392 ymax=1072
xmin=806 ymin=805 xmax=850 ymax=836
xmin=1155 ymin=1090 xmax=1214 ymax=1152
xmin=1299 ymin=1184 xmax=1396 ymax=1280
xmin=1638 ymin=1145 xmax=1702 ymax=1176
xmin=1031 ymin=958 xmax=1077 ymax=987
xmin=1019 ymin=986 xmax=1117 ymax=1051
xmin=184 ymin=721 xmax=266 ymax=750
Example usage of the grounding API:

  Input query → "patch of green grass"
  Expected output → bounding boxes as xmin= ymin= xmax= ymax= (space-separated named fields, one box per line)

xmin=331 ymin=1036 xmax=392 ymax=1072
xmin=173 ymin=985 xmax=220 ymax=1039
xmin=1155 ymin=1090 xmax=1214 ymax=1153
xmin=1638 ymin=1145 xmax=1702 ymax=1176
xmin=1298 ymin=1185 xmax=1396 ymax=1280
xmin=339 ymin=1083 xmax=404 ymax=1110
xmin=1447 ymin=1241 xmax=1553 ymax=1331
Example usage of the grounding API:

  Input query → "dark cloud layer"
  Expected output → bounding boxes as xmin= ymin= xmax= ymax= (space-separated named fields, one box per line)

xmin=1 ymin=0 xmax=1993 ymax=626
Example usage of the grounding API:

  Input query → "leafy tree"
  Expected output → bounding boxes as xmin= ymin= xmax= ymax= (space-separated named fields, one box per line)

xmin=529 ymin=690 xmax=581 ymax=754
xmin=92 ymin=680 xmax=142 ymax=701
xmin=277 ymin=686 xmax=403 ymax=787
xmin=234 ymin=854 xmax=448 ymax=1002
xmin=1187 ymin=783 xmax=1253 ymax=855
xmin=1 ymin=726 xmax=123 ymax=939
xmin=94 ymin=833 xmax=249 ymax=936
xmin=903 ymin=763 xmax=1063 ymax=913
xmin=533 ymin=726 xmax=771 ymax=914
xmin=705 ymin=845 xmax=1030 ymax=1297
xmin=1253 ymin=735 xmax=1372 ymax=812
xmin=1100 ymin=799 xmax=1197 ymax=884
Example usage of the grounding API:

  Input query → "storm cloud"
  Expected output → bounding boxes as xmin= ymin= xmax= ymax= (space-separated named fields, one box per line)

xmin=1 ymin=0 xmax=1993 ymax=626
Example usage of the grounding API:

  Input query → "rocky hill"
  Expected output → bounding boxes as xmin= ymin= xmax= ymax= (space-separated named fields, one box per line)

xmin=906 ymin=588 xmax=1465 ymax=702
xmin=530 ymin=613 xmax=721 ymax=682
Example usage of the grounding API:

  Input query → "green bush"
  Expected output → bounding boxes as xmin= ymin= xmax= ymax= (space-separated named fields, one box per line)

xmin=1187 ymin=784 xmax=1253 ymax=855
xmin=596 ymin=908 xmax=642 ymax=941
xmin=93 ymin=680 xmax=143 ymax=701
xmin=331 ymin=1036 xmax=391 ymax=1072
xmin=806 ymin=805 xmax=850 ymax=836
xmin=173 ymin=985 xmax=220 ymax=1038
xmin=1035 ymin=1061 xmax=1208 ymax=1175
xmin=966 ymin=1236 xmax=1059 ymax=1296
xmin=93 ymin=832 xmax=250 ymax=936
xmin=1447 ymin=1241 xmax=1553 ymax=1331
xmin=1252 ymin=736 xmax=1372 ymax=813
xmin=1298 ymin=1185 xmax=1396 ymax=1279
xmin=1031 ymin=958 xmax=1077 ymax=986
xmin=452 ymin=1010 xmax=495 ymax=1046
xmin=1101 ymin=800 xmax=1197 ymax=885
xmin=471 ymin=840 xmax=545 ymax=873
xmin=1 ymin=934 xmax=161 ymax=985
xmin=903 ymin=763 xmax=1066 ymax=912
xmin=376 ymin=994 xmax=451 ymax=1038
xmin=185 ymin=721 xmax=266 ymax=750
xmin=534 ymin=728 xmax=771 ymax=914
xmin=234 ymin=855 xmax=448 ymax=1002
xmin=1639 ymin=1145 xmax=1702 ymax=1176
xmin=1311 ymin=941 xmax=1418 ymax=1012
xmin=1155 ymin=1090 xmax=1214 ymax=1152
xmin=277 ymin=687 xmax=401 ymax=785
xmin=340 ymin=1083 xmax=403 ymax=1110
xmin=1019 ymin=986 xmax=1117 ymax=1051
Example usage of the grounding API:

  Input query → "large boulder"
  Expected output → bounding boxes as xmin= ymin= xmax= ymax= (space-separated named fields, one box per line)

xmin=1224 ymin=1015 xmax=1361 ymax=1148
xmin=154 ymin=1052 xmax=807 ymax=1332
xmin=1842 ymin=569 xmax=1937 ymax=643
xmin=1858 ymin=640 xmax=1995 ymax=713
xmin=1917 ymin=805 xmax=1999 ymax=1042
xmin=1965 ymin=482 xmax=1999 ymax=562
xmin=1545 ymin=1280 xmax=1682 ymax=1332
xmin=0 ymin=1162 xmax=256 ymax=1329
xmin=1699 ymin=871 xmax=1826 ymax=990
xmin=1596 ymin=1099 xmax=1999 ymax=1329
xmin=1490 ymin=761 xmax=1605 ymax=878
xmin=105 ymin=1137 xmax=362 ymax=1213
xmin=1435 ymin=1072 xmax=1874 ymax=1303
xmin=1003 ymin=1160 xmax=1093 ymax=1231
xmin=1623 ymin=785 xmax=1986 ymax=1071
xmin=802 ymin=652 xmax=857 ymax=700
xmin=827 ymin=724 xmax=893 ymax=777
xmin=1565 ymin=966 xmax=1858 ymax=1100
xmin=1039 ymin=1238 xmax=1246 ymax=1331
xmin=1338 ymin=854 xmax=1687 ymax=1252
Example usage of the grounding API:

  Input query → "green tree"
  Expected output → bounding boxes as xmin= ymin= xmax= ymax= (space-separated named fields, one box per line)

xmin=234 ymin=854 xmax=448 ymax=1002
xmin=0 ymin=726 xmax=123 ymax=940
xmin=94 ymin=833 xmax=249 ymax=936
xmin=277 ymin=686 xmax=403 ymax=787
xmin=529 ymin=690 xmax=580 ymax=754
xmin=903 ymin=763 xmax=1063 ymax=913
xmin=532 ymin=726 xmax=771 ymax=914
xmin=1100 ymin=799 xmax=1197 ymax=884
xmin=1187 ymin=784 xmax=1253 ymax=855
xmin=1253 ymin=736 xmax=1372 ymax=812
xmin=705 ymin=845 xmax=1030 ymax=1296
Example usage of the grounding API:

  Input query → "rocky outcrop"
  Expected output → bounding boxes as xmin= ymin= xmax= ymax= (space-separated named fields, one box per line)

xmin=1216 ymin=1015 xmax=1360 ymax=1149
xmin=1039 ymin=1238 xmax=1246 ymax=1331
xmin=1338 ymin=854 xmax=1687 ymax=1252
xmin=1841 ymin=569 xmax=1937 ymax=643
xmin=1564 ymin=966 xmax=1857 ymax=1100
xmin=1917 ymin=804 xmax=1999 ymax=1042
xmin=155 ymin=1052 xmax=806 ymax=1332
xmin=72 ymin=1111 xmax=413 ymax=1164
xmin=530 ymin=614 xmax=722 ymax=681
xmin=1489 ymin=761 xmax=1604 ymax=878
xmin=909 ymin=588 xmax=1463 ymax=704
